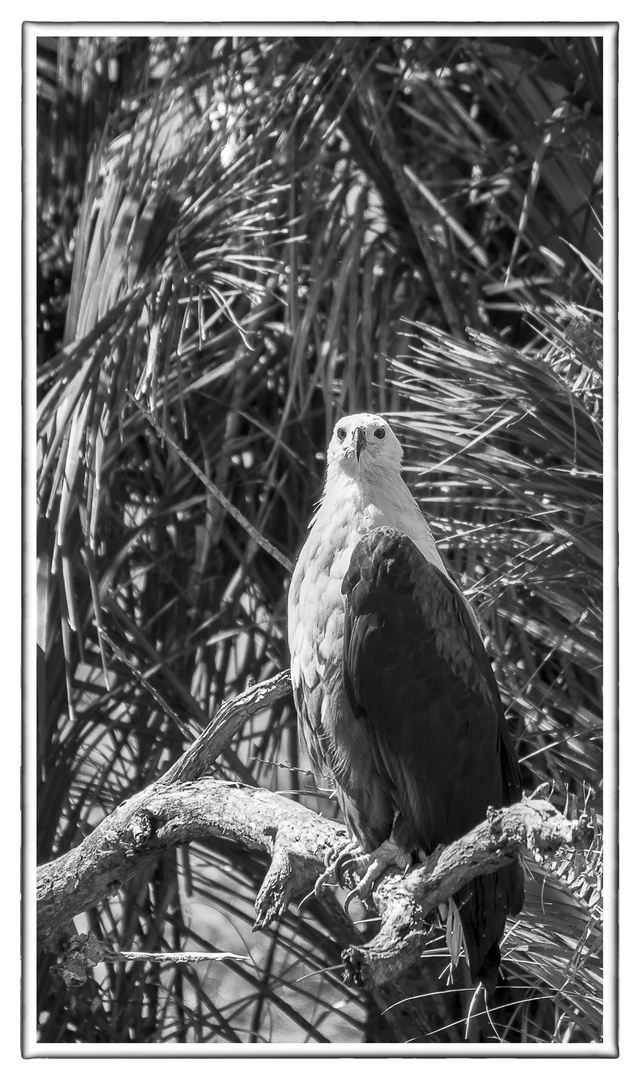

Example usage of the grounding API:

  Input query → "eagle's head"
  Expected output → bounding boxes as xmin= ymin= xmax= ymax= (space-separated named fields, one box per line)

xmin=326 ymin=413 xmax=403 ymax=479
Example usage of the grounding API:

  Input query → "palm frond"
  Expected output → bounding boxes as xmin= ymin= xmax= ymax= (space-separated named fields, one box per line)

xmin=36 ymin=32 xmax=606 ymax=1045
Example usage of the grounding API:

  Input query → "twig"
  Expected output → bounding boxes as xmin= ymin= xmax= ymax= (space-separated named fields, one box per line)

xmin=160 ymin=670 xmax=292 ymax=785
xmin=105 ymin=950 xmax=252 ymax=965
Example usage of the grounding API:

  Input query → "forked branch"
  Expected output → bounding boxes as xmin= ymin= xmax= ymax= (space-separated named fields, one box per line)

xmin=37 ymin=673 xmax=591 ymax=990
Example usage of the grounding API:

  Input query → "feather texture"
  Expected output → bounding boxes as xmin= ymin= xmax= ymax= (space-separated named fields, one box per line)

xmin=288 ymin=414 xmax=524 ymax=989
xmin=342 ymin=526 xmax=524 ymax=986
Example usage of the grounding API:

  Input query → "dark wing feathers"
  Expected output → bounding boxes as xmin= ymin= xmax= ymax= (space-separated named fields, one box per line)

xmin=341 ymin=526 xmax=524 ymax=987
xmin=342 ymin=526 xmax=520 ymax=846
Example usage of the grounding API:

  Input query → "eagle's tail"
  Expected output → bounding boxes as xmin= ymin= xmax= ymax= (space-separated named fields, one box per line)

xmin=451 ymin=860 xmax=524 ymax=993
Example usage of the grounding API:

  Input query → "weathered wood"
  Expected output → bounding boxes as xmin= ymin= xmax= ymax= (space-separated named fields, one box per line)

xmin=342 ymin=798 xmax=591 ymax=989
xmin=159 ymin=669 xmax=292 ymax=785
xmin=37 ymin=778 xmax=347 ymax=948
xmin=37 ymin=672 xmax=591 ymax=1005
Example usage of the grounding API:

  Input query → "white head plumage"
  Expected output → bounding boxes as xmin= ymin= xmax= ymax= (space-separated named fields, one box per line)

xmin=326 ymin=413 xmax=403 ymax=479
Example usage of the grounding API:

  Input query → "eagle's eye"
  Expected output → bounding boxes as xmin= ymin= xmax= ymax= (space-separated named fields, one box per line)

xmin=336 ymin=427 xmax=347 ymax=442
xmin=374 ymin=427 xmax=386 ymax=439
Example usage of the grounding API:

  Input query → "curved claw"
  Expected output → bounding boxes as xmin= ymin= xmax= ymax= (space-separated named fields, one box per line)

xmin=342 ymin=837 xmax=413 ymax=915
xmin=310 ymin=836 xmax=412 ymax=917
xmin=331 ymin=842 xmax=363 ymax=888
xmin=343 ymin=884 xmax=368 ymax=919
xmin=313 ymin=863 xmax=338 ymax=899
xmin=312 ymin=838 xmax=363 ymax=899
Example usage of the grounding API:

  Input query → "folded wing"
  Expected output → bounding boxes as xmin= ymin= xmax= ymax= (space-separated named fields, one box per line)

xmin=342 ymin=526 xmax=524 ymax=986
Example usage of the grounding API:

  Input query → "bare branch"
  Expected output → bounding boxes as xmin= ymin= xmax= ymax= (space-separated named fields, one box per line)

xmin=342 ymin=798 xmax=592 ymax=989
xmin=37 ymin=777 xmax=347 ymax=952
xmin=105 ymin=950 xmax=252 ymax=965
xmin=37 ymin=673 xmax=591 ymax=993
xmin=160 ymin=670 xmax=292 ymax=785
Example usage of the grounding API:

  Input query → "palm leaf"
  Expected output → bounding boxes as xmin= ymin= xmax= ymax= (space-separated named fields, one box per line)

xmin=36 ymin=33 xmax=605 ymax=1045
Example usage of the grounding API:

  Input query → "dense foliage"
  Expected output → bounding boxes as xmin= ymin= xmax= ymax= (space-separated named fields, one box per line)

xmin=36 ymin=34 xmax=605 ymax=1045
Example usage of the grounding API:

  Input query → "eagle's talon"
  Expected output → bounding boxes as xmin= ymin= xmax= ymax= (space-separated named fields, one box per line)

xmin=313 ymin=838 xmax=363 ymax=897
xmin=340 ymin=836 xmax=412 ymax=917
xmin=313 ymin=862 xmax=338 ymax=898
xmin=343 ymin=885 xmax=364 ymax=918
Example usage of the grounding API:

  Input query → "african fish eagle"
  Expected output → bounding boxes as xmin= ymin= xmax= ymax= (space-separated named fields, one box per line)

xmin=287 ymin=412 xmax=524 ymax=989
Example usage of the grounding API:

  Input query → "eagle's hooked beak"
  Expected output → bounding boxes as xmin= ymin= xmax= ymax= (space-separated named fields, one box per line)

xmin=353 ymin=426 xmax=366 ymax=461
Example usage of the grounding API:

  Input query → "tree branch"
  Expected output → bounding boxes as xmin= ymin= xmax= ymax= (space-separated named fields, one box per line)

xmin=37 ymin=672 xmax=591 ymax=993
xmin=159 ymin=670 xmax=292 ymax=785
xmin=341 ymin=798 xmax=592 ymax=989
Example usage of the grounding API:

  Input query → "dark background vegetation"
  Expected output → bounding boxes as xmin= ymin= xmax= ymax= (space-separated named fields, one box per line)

xmin=36 ymin=34 xmax=605 ymax=1045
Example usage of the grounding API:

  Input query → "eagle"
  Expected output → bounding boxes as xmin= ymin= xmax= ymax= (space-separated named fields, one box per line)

xmin=287 ymin=412 xmax=524 ymax=989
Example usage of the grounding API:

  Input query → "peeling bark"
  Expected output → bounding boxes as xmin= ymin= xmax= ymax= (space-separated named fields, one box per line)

xmin=37 ymin=672 xmax=592 ymax=1007
xmin=342 ymin=798 xmax=591 ymax=989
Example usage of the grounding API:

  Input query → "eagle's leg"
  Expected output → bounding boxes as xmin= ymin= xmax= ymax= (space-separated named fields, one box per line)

xmin=343 ymin=832 xmax=412 ymax=915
